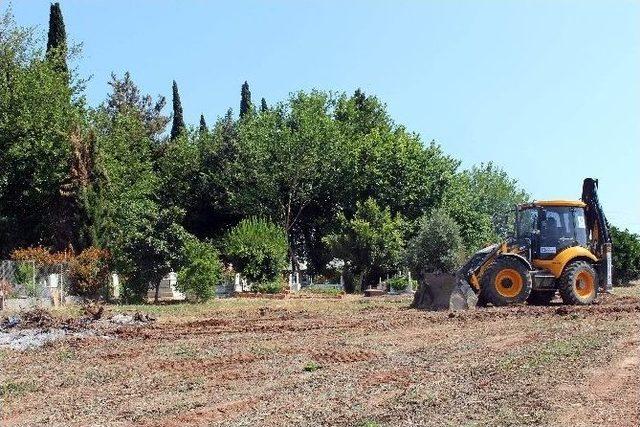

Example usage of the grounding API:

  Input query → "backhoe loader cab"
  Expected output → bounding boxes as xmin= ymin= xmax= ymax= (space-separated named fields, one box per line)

xmin=450 ymin=178 xmax=612 ymax=308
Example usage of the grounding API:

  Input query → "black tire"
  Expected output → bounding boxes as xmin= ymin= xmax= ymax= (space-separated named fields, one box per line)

xmin=481 ymin=256 xmax=532 ymax=306
xmin=527 ymin=290 xmax=556 ymax=306
xmin=559 ymin=261 xmax=598 ymax=305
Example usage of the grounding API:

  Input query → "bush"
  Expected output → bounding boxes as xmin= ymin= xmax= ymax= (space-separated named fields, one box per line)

xmin=406 ymin=208 xmax=465 ymax=276
xmin=387 ymin=276 xmax=410 ymax=292
xmin=177 ymin=239 xmax=223 ymax=301
xmin=225 ymin=217 xmax=288 ymax=283
xmin=252 ymin=281 xmax=283 ymax=294
xmin=14 ymin=262 xmax=37 ymax=297
xmin=11 ymin=247 xmax=68 ymax=266
xmin=611 ymin=226 xmax=640 ymax=285
xmin=12 ymin=246 xmax=110 ymax=297
xmin=301 ymin=285 xmax=342 ymax=296
xmin=67 ymin=248 xmax=110 ymax=297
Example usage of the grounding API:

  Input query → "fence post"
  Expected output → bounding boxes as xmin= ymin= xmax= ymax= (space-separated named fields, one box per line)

xmin=31 ymin=261 xmax=36 ymax=297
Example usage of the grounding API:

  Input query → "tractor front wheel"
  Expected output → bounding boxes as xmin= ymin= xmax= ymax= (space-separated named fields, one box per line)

xmin=481 ymin=257 xmax=532 ymax=306
xmin=559 ymin=261 xmax=598 ymax=305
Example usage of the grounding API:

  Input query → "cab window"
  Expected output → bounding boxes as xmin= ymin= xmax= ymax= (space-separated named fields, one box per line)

xmin=517 ymin=208 xmax=538 ymax=238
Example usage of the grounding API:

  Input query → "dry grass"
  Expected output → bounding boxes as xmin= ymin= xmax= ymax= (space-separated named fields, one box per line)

xmin=1 ymin=286 xmax=639 ymax=427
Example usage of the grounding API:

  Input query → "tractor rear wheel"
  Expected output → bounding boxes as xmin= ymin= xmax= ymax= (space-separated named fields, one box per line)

xmin=481 ymin=257 xmax=532 ymax=306
xmin=527 ymin=290 xmax=555 ymax=305
xmin=559 ymin=261 xmax=598 ymax=305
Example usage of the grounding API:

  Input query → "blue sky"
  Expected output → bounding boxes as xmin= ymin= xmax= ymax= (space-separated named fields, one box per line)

xmin=6 ymin=0 xmax=640 ymax=232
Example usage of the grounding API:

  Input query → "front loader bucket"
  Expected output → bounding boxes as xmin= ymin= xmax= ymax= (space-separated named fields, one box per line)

xmin=411 ymin=273 xmax=477 ymax=310
xmin=412 ymin=244 xmax=498 ymax=311
xmin=449 ymin=277 xmax=478 ymax=310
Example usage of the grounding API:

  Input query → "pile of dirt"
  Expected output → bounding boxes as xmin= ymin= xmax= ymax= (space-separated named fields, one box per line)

xmin=0 ymin=307 xmax=156 ymax=350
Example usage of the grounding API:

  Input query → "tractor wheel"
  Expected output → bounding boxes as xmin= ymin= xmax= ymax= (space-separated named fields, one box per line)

xmin=559 ymin=261 xmax=598 ymax=305
xmin=527 ymin=290 xmax=556 ymax=306
xmin=481 ymin=257 xmax=532 ymax=306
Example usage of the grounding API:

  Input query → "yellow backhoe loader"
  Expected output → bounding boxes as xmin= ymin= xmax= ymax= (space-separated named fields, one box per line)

xmin=449 ymin=178 xmax=612 ymax=309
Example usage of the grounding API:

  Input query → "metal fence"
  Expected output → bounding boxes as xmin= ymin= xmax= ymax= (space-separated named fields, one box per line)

xmin=0 ymin=260 xmax=69 ymax=301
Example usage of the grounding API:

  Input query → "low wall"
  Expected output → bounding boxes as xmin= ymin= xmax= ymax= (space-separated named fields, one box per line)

xmin=1 ymin=297 xmax=53 ymax=311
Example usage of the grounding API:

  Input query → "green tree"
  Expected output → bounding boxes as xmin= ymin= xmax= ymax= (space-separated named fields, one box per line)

xmin=406 ymin=208 xmax=464 ymax=278
xmin=336 ymin=90 xmax=458 ymax=221
xmin=239 ymin=81 xmax=252 ymax=118
xmin=91 ymin=76 xmax=185 ymax=302
xmin=234 ymin=91 xmax=347 ymax=270
xmin=172 ymin=108 xmax=241 ymax=239
xmin=465 ymin=162 xmax=529 ymax=239
xmin=115 ymin=207 xmax=190 ymax=302
xmin=441 ymin=173 xmax=496 ymax=250
xmin=440 ymin=163 xmax=528 ymax=250
xmin=0 ymin=12 xmax=90 ymax=255
xmin=105 ymin=72 xmax=168 ymax=141
xmin=610 ymin=226 xmax=640 ymax=285
xmin=46 ymin=2 xmax=67 ymax=73
xmin=260 ymin=97 xmax=268 ymax=112
xmin=324 ymin=198 xmax=405 ymax=291
xmin=199 ymin=114 xmax=207 ymax=133
xmin=225 ymin=217 xmax=288 ymax=284
xmin=170 ymin=80 xmax=185 ymax=140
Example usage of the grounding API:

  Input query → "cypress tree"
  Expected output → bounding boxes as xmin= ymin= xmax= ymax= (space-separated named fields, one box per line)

xmin=170 ymin=80 xmax=185 ymax=140
xmin=46 ymin=2 xmax=68 ymax=73
xmin=240 ymin=81 xmax=252 ymax=118
xmin=199 ymin=114 xmax=208 ymax=133
xmin=260 ymin=97 xmax=268 ymax=113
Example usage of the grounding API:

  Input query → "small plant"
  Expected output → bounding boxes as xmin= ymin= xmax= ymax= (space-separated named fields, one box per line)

xmin=12 ymin=247 xmax=111 ymax=297
xmin=57 ymin=347 xmax=75 ymax=361
xmin=303 ymin=361 xmax=321 ymax=372
xmin=1 ymin=380 xmax=38 ymax=397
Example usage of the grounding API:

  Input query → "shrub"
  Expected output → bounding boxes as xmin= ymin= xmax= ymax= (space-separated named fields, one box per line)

xmin=177 ymin=239 xmax=223 ymax=301
xmin=11 ymin=247 xmax=68 ymax=266
xmin=252 ymin=281 xmax=283 ymax=294
xmin=301 ymin=285 xmax=342 ymax=296
xmin=12 ymin=247 xmax=110 ymax=297
xmin=611 ymin=226 xmax=640 ymax=285
xmin=67 ymin=248 xmax=110 ymax=297
xmin=225 ymin=217 xmax=288 ymax=283
xmin=406 ymin=208 xmax=465 ymax=276
xmin=387 ymin=276 xmax=410 ymax=292
xmin=14 ymin=262 xmax=37 ymax=297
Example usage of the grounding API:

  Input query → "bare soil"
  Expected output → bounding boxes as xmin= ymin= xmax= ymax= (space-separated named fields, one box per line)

xmin=1 ymin=288 xmax=639 ymax=427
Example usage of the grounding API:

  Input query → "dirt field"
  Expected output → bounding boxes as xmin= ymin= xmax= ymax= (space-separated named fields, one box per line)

xmin=1 ymin=287 xmax=639 ymax=427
